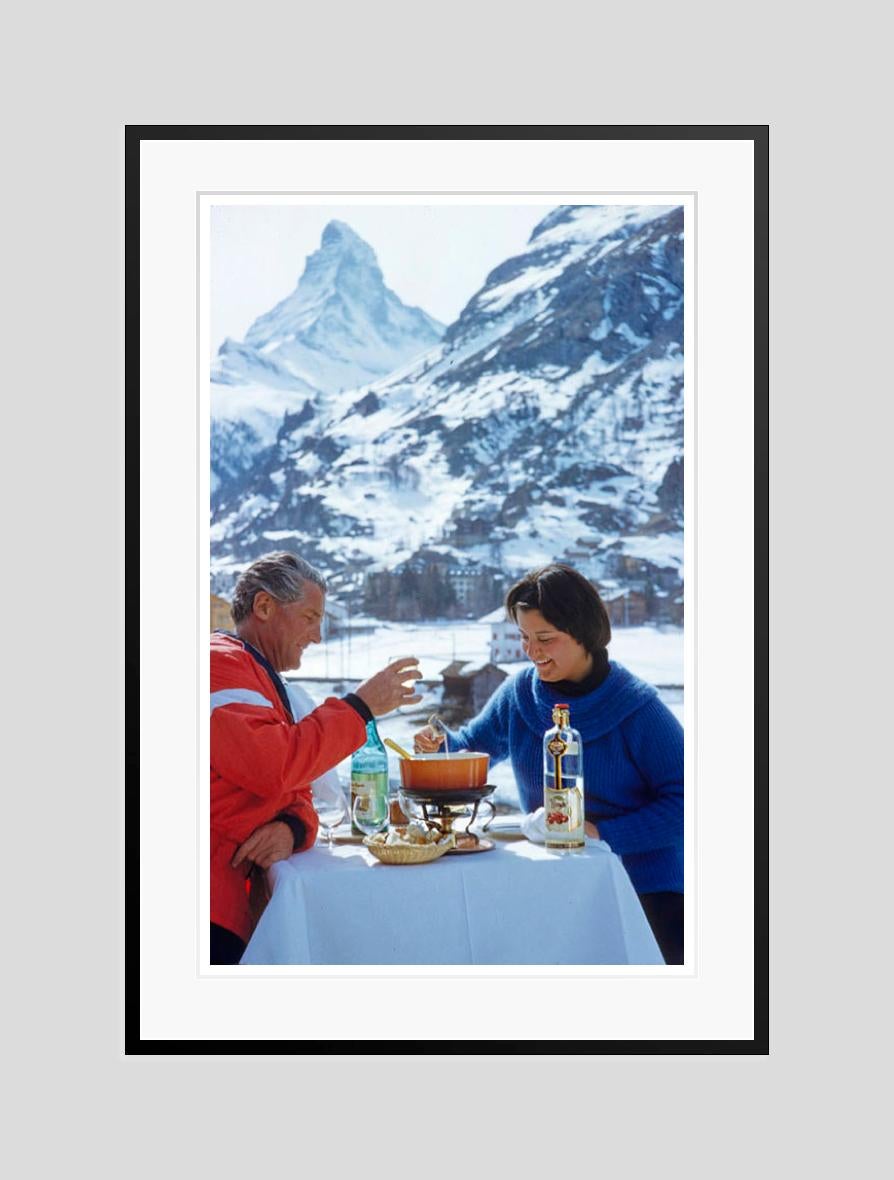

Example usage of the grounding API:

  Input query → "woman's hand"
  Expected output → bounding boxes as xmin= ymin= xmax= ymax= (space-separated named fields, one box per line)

xmin=414 ymin=724 xmax=445 ymax=754
xmin=584 ymin=820 xmax=601 ymax=840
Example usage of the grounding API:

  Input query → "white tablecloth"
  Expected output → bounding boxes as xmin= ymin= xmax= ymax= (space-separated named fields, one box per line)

xmin=240 ymin=837 xmax=664 ymax=965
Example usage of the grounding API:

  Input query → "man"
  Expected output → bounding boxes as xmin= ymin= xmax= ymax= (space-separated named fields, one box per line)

xmin=211 ymin=551 xmax=422 ymax=964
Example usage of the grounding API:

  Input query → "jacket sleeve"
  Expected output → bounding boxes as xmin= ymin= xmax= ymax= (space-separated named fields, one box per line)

xmin=211 ymin=696 xmax=366 ymax=802
xmin=595 ymin=698 xmax=684 ymax=856
xmin=276 ymin=795 xmax=319 ymax=852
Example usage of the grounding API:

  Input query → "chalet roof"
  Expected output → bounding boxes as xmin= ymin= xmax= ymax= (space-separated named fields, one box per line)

xmin=440 ymin=660 xmax=506 ymax=680
xmin=497 ymin=661 xmax=527 ymax=674
xmin=478 ymin=606 xmax=509 ymax=623
xmin=604 ymin=587 xmax=648 ymax=602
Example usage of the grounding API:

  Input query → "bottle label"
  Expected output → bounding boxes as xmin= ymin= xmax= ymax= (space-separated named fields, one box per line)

xmin=351 ymin=771 xmax=388 ymax=833
xmin=547 ymin=736 xmax=567 ymax=758
xmin=544 ymin=785 xmax=585 ymax=849
xmin=351 ymin=771 xmax=387 ymax=794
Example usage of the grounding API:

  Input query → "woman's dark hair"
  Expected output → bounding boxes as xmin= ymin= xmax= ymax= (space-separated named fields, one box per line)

xmin=505 ymin=563 xmax=611 ymax=653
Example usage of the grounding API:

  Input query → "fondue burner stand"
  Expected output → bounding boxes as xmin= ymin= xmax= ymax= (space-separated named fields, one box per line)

xmin=402 ymin=787 xmax=496 ymax=853
xmin=422 ymin=799 xmax=494 ymax=853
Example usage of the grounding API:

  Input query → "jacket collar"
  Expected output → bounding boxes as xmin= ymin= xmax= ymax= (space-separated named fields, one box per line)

xmin=214 ymin=630 xmax=294 ymax=721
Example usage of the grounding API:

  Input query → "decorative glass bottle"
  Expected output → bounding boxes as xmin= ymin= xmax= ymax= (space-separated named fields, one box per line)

xmin=543 ymin=703 xmax=585 ymax=850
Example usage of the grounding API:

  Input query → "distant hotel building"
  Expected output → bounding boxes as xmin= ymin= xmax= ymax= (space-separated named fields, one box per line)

xmin=210 ymin=594 xmax=232 ymax=632
xmin=479 ymin=606 xmax=525 ymax=664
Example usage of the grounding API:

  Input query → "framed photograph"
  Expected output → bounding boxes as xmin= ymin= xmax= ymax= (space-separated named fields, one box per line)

xmin=129 ymin=125 xmax=767 ymax=1052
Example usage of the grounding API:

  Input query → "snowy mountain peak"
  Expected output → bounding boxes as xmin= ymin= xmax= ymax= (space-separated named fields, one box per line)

xmin=295 ymin=219 xmax=384 ymax=298
xmin=433 ymin=203 xmax=682 ymax=392
xmin=212 ymin=220 xmax=444 ymax=401
xmin=529 ymin=203 xmax=671 ymax=246
xmin=211 ymin=221 xmax=446 ymax=498
xmin=320 ymin=218 xmax=377 ymax=259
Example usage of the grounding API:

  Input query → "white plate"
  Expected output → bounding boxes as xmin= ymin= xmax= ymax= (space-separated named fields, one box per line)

xmin=319 ymin=823 xmax=365 ymax=845
xmin=482 ymin=816 xmax=526 ymax=840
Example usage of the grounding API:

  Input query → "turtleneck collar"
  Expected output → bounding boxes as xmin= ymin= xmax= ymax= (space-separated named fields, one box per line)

xmin=548 ymin=648 xmax=610 ymax=697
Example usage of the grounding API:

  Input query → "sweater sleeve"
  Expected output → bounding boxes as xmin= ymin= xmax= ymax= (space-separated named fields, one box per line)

xmin=444 ymin=678 xmax=513 ymax=765
xmin=595 ymin=698 xmax=684 ymax=856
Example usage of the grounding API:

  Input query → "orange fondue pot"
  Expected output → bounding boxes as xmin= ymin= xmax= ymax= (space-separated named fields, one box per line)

xmin=398 ymin=751 xmax=490 ymax=792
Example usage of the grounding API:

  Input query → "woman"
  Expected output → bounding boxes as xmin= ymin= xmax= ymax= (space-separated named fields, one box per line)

xmin=415 ymin=563 xmax=684 ymax=964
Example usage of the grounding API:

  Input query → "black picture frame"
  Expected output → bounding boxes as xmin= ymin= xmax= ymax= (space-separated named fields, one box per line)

xmin=125 ymin=124 xmax=768 ymax=1055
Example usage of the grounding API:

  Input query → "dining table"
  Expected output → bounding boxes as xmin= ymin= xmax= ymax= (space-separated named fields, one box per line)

xmin=239 ymin=826 xmax=665 ymax=966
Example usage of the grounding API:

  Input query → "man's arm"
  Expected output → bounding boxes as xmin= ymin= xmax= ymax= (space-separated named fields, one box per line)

xmin=211 ymin=696 xmax=366 ymax=800
xmin=211 ymin=654 xmax=424 ymax=799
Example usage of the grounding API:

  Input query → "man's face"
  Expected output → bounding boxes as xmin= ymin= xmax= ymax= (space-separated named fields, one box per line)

xmin=257 ymin=583 xmax=325 ymax=672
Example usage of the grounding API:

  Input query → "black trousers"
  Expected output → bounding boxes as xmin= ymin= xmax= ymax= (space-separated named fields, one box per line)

xmin=638 ymin=892 xmax=684 ymax=965
xmin=210 ymin=922 xmax=247 ymax=965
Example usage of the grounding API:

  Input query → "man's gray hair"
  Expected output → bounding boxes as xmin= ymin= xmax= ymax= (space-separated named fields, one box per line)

xmin=231 ymin=552 xmax=327 ymax=624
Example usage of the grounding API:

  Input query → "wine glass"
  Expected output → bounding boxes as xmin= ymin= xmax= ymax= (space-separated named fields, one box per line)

xmin=352 ymin=791 xmax=389 ymax=839
xmin=398 ymin=789 xmax=421 ymax=825
xmin=316 ymin=795 xmax=347 ymax=848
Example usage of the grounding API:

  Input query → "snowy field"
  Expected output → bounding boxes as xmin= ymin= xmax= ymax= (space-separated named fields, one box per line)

xmin=287 ymin=621 xmax=683 ymax=811
xmin=296 ymin=620 xmax=683 ymax=685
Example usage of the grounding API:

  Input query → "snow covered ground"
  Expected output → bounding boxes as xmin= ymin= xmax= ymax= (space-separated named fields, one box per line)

xmin=287 ymin=621 xmax=683 ymax=811
xmin=296 ymin=620 xmax=683 ymax=684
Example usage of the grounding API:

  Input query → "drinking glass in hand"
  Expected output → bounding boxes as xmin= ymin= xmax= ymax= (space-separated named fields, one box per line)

xmin=352 ymin=791 xmax=389 ymax=838
xmin=316 ymin=797 xmax=347 ymax=848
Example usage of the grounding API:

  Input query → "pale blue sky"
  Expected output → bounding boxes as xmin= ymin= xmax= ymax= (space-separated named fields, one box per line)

xmin=210 ymin=203 xmax=555 ymax=353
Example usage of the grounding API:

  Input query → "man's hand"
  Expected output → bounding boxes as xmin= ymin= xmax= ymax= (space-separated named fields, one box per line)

xmin=231 ymin=820 xmax=295 ymax=870
xmin=584 ymin=820 xmax=601 ymax=840
xmin=354 ymin=657 xmax=423 ymax=717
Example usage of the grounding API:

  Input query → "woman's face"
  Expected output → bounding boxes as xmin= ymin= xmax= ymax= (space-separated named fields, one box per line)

xmin=515 ymin=608 xmax=593 ymax=683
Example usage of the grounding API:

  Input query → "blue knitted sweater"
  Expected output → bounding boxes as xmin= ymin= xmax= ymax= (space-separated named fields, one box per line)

xmin=447 ymin=662 xmax=684 ymax=894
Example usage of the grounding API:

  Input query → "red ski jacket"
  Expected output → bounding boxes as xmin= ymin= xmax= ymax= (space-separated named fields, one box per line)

xmin=210 ymin=632 xmax=366 ymax=944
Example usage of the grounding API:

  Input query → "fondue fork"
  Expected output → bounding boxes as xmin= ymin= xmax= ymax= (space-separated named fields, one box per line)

xmin=428 ymin=713 xmax=450 ymax=756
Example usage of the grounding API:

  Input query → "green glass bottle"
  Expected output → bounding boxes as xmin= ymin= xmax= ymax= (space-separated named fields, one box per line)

xmin=350 ymin=720 xmax=389 ymax=835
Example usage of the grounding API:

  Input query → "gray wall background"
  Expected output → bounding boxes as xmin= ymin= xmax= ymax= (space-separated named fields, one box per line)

xmin=4 ymin=2 xmax=886 ymax=1175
